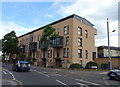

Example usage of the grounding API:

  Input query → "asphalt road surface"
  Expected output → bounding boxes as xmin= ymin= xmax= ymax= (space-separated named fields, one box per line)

xmin=2 ymin=62 xmax=120 ymax=87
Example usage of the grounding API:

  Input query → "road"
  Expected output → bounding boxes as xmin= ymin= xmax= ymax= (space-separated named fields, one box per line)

xmin=2 ymin=62 xmax=120 ymax=87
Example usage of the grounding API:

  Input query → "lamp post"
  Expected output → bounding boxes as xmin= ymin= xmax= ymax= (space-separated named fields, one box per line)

xmin=107 ymin=18 xmax=115 ymax=70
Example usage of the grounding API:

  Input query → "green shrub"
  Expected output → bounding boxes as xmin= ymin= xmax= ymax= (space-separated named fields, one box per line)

xmin=19 ymin=53 xmax=26 ymax=61
xmin=85 ymin=61 xmax=98 ymax=69
xmin=69 ymin=63 xmax=84 ymax=69
xmin=101 ymin=63 xmax=108 ymax=69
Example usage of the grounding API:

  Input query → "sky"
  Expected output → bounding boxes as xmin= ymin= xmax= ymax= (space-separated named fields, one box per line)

xmin=0 ymin=0 xmax=119 ymax=47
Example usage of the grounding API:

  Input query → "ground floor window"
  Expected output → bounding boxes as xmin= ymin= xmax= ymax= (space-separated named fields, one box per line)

xmin=78 ymin=49 xmax=82 ymax=58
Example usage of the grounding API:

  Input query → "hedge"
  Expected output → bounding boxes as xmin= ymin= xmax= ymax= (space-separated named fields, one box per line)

xmin=85 ymin=61 xmax=98 ymax=69
xmin=69 ymin=63 xmax=84 ymax=69
xmin=101 ymin=63 xmax=108 ymax=69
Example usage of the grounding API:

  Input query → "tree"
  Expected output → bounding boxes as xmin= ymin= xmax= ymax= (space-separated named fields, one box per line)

xmin=2 ymin=31 xmax=18 ymax=56
xmin=40 ymin=25 xmax=58 ymax=44
xmin=18 ymin=53 xmax=26 ymax=61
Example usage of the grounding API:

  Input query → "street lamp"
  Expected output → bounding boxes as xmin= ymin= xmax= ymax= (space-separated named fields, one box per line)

xmin=107 ymin=18 xmax=115 ymax=70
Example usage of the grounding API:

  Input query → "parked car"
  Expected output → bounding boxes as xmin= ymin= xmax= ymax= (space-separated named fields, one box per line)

xmin=12 ymin=61 xmax=30 ymax=72
xmin=108 ymin=67 xmax=120 ymax=80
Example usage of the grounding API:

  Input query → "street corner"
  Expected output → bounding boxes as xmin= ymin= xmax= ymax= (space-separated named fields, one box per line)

xmin=2 ymin=79 xmax=22 ymax=87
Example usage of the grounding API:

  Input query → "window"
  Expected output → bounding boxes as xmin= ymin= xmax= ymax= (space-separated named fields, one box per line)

xmin=31 ymin=37 xmax=33 ymax=42
xmin=43 ymin=51 xmax=45 ymax=58
xmin=78 ymin=49 xmax=82 ymax=58
xmin=48 ymin=50 xmax=50 ymax=58
xmin=50 ymin=50 xmax=52 ymax=58
xmin=38 ymin=35 xmax=40 ymax=41
xmin=67 ymin=60 xmax=69 ymax=63
xmin=20 ymin=41 xmax=22 ymax=45
xmin=63 ymin=48 xmax=67 ymax=57
xmin=78 ymin=38 xmax=82 ymax=46
xmin=26 ymin=39 xmax=28 ymax=44
xmin=58 ymin=28 xmax=59 ymax=35
xmin=67 ymin=25 xmax=69 ymax=34
xmin=92 ymin=52 xmax=96 ymax=60
xmin=80 ymin=60 xmax=82 ymax=65
xmin=58 ymin=32 xmax=59 ymax=35
xmin=85 ymin=50 xmax=88 ymax=59
xmin=34 ymin=36 xmax=36 ymax=42
xmin=85 ymin=30 xmax=88 ymax=38
xmin=57 ymin=49 xmax=60 ymax=57
xmin=78 ymin=27 xmax=82 ymax=36
xmin=67 ymin=48 xmax=69 ymax=58
xmin=36 ymin=51 xmax=39 ymax=58
xmin=66 ymin=37 xmax=69 ymax=45
xmin=64 ymin=26 xmax=67 ymax=35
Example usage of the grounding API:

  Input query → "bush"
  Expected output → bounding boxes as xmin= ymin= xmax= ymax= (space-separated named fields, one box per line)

xmin=69 ymin=63 xmax=84 ymax=69
xmin=19 ymin=53 xmax=26 ymax=61
xmin=85 ymin=61 xmax=98 ymax=69
xmin=101 ymin=63 xmax=108 ymax=69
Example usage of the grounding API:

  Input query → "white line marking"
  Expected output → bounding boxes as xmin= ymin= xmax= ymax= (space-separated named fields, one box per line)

xmin=75 ymin=79 xmax=101 ymax=86
xmin=45 ymin=75 xmax=50 ymax=77
xmin=3 ymin=68 xmax=23 ymax=87
xmin=76 ymin=82 xmax=89 ymax=87
xmin=56 ymin=80 xmax=69 ymax=87
xmin=103 ymin=78 xmax=109 ymax=85
xmin=33 ymin=70 xmax=50 ymax=77
xmin=5 ymin=70 xmax=16 ymax=80
xmin=3 ymin=71 xmax=7 ymax=74
xmin=99 ymin=72 xmax=108 ymax=74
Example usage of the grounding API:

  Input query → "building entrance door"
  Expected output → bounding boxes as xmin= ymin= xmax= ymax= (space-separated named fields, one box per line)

xmin=55 ymin=59 xmax=62 ymax=67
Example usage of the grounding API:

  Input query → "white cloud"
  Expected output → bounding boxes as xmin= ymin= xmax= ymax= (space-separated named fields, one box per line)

xmin=0 ymin=21 xmax=35 ymax=39
xmin=59 ymin=0 xmax=119 ymax=47
xmin=46 ymin=14 xmax=53 ymax=18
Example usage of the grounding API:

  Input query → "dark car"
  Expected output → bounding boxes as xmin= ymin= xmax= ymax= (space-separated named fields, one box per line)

xmin=108 ymin=67 xmax=120 ymax=80
xmin=12 ymin=61 xmax=30 ymax=72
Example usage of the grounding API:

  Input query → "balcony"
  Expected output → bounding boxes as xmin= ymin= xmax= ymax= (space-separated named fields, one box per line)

xmin=52 ymin=36 xmax=63 ymax=48
xmin=38 ymin=42 xmax=48 ymax=50
xmin=29 ymin=42 xmax=37 ymax=51
xmin=18 ymin=45 xmax=25 ymax=53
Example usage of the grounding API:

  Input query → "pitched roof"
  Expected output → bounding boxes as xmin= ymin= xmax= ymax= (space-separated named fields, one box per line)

xmin=18 ymin=14 xmax=94 ymax=38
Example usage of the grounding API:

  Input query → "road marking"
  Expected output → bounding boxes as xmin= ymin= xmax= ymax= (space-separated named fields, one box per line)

xmin=33 ymin=70 xmax=50 ymax=77
xmin=15 ymin=80 xmax=23 ymax=87
xmin=104 ymin=80 xmax=109 ymax=85
xmin=76 ymin=82 xmax=89 ymax=87
xmin=45 ymin=75 xmax=50 ymax=77
xmin=5 ymin=70 xmax=16 ymax=80
xmin=75 ymin=79 xmax=101 ymax=86
xmin=99 ymin=72 xmax=108 ymax=74
xmin=3 ymin=71 xmax=7 ymax=74
xmin=56 ymin=80 xmax=69 ymax=87
xmin=103 ymin=78 xmax=109 ymax=85
xmin=3 ymin=69 xmax=23 ymax=87
xmin=56 ymin=74 xmax=61 ymax=76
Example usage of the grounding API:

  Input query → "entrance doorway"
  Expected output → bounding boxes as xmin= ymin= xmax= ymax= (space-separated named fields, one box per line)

xmin=55 ymin=59 xmax=62 ymax=67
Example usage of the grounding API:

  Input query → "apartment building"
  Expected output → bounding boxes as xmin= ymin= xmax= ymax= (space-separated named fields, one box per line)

xmin=18 ymin=14 xmax=97 ymax=68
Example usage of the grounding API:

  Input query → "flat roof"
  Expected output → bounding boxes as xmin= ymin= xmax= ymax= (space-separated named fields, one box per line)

xmin=98 ymin=46 xmax=120 ymax=50
xmin=18 ymin=14 xmax=94 ymax=38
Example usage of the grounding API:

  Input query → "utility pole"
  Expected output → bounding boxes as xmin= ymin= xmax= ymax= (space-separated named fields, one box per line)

xmin=107 ymin=18 xmax=112 ymax=70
